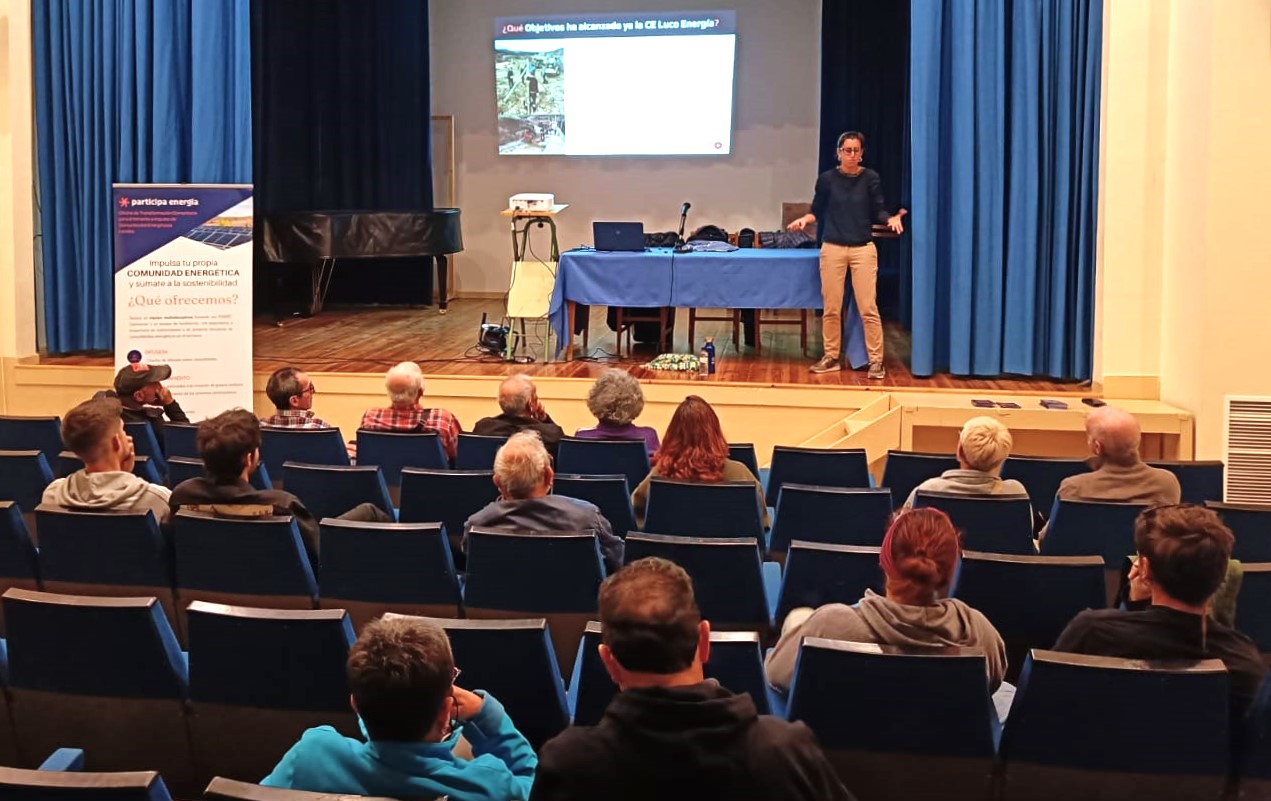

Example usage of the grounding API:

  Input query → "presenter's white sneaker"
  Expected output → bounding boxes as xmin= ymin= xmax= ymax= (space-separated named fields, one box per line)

xmin=868 ymin=362 xmax=886 ymax=380
xmin=810 ymin=356 xmax=841 ymax=374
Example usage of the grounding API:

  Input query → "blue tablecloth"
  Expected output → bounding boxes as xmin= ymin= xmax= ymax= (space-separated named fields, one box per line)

xmin=549 ymin=247 xmax=867 ymax=367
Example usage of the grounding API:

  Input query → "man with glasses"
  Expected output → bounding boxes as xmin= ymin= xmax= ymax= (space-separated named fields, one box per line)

xmin=262 ymin=366 xmax=332 ymax=429
xmin=264 ymin=615 xmax=536 ymax=799
xmin=788 ymin=131 xmax=904 ymax=379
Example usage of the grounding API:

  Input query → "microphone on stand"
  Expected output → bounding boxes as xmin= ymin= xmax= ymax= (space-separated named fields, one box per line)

xmin=676 ymin=202 xmax=692 ymax=252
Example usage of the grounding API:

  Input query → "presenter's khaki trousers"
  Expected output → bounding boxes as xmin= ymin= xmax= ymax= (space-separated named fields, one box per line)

xmin=819 ymin=241 xmax=883 ymax=363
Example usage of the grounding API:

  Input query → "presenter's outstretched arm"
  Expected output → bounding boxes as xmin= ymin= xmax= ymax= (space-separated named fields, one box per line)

xmin=787 ymin=213 xmax=816 ymax=233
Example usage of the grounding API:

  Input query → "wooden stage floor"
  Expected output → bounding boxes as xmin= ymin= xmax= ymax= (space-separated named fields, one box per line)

xmin=41 ymin=299 xmax=1087 ymax=392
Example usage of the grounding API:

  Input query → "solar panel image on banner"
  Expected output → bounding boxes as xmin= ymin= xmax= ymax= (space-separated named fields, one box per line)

xmin=184 ymin=224 xmax=253 ymax=250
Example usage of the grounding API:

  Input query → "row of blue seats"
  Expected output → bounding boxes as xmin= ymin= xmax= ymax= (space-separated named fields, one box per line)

xmin=0 ymin=588 xmax=1266 ymax=801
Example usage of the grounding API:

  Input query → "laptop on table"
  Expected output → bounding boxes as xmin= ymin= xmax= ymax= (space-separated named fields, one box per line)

xmin=593 ymin=221 xmax=645 ymax=252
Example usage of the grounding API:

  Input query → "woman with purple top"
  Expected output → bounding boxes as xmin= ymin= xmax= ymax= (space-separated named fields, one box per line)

xmin=574 ymin=369 xmax=660 ymax=456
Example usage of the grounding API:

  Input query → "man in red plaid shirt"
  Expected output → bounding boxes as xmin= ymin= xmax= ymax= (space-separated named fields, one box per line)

xmin=360 ymin=362 xmax=462 ymax=462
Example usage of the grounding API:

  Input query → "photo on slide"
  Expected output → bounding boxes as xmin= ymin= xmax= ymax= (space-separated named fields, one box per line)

xmin=496 ymin=45 xmax=565 ymax=154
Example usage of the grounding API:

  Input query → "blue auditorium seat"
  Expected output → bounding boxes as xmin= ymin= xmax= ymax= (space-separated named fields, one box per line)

xmin=775 ymin=542 xmax=883 ymax=625
xmin=35 ymin=505 xmax=178 ymax=636
xmin=281 ymin=462 xmax=394 ymax=524
xmin=1240 ymin=676 xmax=1271 ymax=795
xmin=172 ymin=511 xmax=317 ymax=634
xmin=259 ymin=427 xmax=349 ymax=488
xmin=318 ymin=519 xmax=462 ymax=628
xmin=1235 ymin=562 xmax=1271 ymax=659
xmin=0 ymin=635 xmax=19 ymax=766
xmin=913 ymin=491 xmax=1036 ymax=555
xmin=0 ymin=503 xmax=39 ymax=634
xmin=355 ymin=430 xmax=449 ymax=492
xmin=950 ymin=551 xmax=1107 ymax=682
xmin=398 ymin=468 xmax=498 ymax=559
xmin=57 ymin=452 xmax=162 ymax=486
xmin=205 ymin=777 xmax=399 ymax=800
xmin=1000 ymin=455 xmax=1090 ymax=518
xmin=624 ymin=533 xmax=779 ymax=635
xmin=0 ymin=416 xmax=63 ymax=465
xmin=727 ymin=443 xmax=762 ymax=481
xmin=186 ymin=602 xmax=358 ymax=783
xmin=1148 ymin=459 xmax=1225 ymax=505
xmin=0 ymin=450 xmax=54 ymax=512
xmin=765 ymin=446 xmax=870 ymax=507
xmin=553 ymin=474 xmax=636 ymax=539
xmin=389 ymin=615 xmax=570 ymax=750
xmin=784 ymin=639 xmax=999 ymax=799
xmin=122 ymin=422 xmax=166 ymax=479
xmin=160 ymin=421 xmax=199 ymax=459
xmin=0 ymin=760 xmax=173 ymax=800
xmin=569 ymin=622 xmax=779 ymax=726
xmin=464 ymin=527 xmax=603 ymax=674
xmin=455 ymin=433 xmax=507 ymax=471
xmin=2 ymin=589 xmax=196 ymax=792
xmin=166 ymin=455 xmax=272 ymax=491
xmin=556 ymin=438 xmax=650 ymax=493
xmin=1041 ymin=499 xmax=1148 ymax=605
xmin=880 ymin=450 xmax=959 ymax=511
xmin=642 ymin=477 xmax=764 ymax=539
xmin=769 ymin=485 xmax=892 ymax=556
xmin=1206 ymin=501 xmax=1271 ymax=563
xmin=999 ymin=650 xmax=1230 ymax=801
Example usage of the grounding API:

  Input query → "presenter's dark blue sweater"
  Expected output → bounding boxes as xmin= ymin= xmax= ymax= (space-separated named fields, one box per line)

xmin=810 ymin=167 xmax=890 ymax=247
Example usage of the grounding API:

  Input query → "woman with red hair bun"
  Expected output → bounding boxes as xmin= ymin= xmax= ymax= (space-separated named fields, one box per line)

xmin=631 ymin=395 xmax=767 ymax=530
xmin=764 ymin=507 xmax=1006 ymax=694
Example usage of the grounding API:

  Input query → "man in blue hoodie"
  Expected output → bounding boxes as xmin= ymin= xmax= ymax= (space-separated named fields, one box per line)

xmin=262 ymin=615 xmax=537 ymax=800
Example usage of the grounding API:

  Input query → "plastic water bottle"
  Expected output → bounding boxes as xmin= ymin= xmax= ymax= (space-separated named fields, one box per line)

xmin=704 ymin=336 xmax=716 ymax=374
xmin=698 ymin=346 xmax=709 ymax=377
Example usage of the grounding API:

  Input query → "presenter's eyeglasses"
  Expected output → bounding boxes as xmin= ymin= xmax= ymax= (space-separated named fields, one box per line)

xmin=838 ymin=146 xmax=862 ymax=154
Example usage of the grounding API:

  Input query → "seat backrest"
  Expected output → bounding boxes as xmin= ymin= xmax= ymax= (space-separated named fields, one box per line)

xmin=625 ymin=533 xmax=772 ymax=628
xmin=881 ymin=450 xmax=960 ymax=510
xmin=355 ymin=430 xmax=448 ymax=486
xmin=1242 ymin=675 xmax=1271 ymax=781
xmin=556 ymin=438 xmax=650 ymax=493
xmin=1000 ymin=650 xmax=1229 ymax=780
xmin=776 ymin=541 xmax=883 ymax=623
xmin=0 ymin=416 xmax=63 ymax=464
xmin=281 ymin=462 xmax=393 ymax=523
xmin=464 ymin=528 xmax=603 ymax=612
xmin=1000 ymin=455 xmax=1091 ymax=514
xmin=951 ymin=551 xmax=1106 ymax=652
xmin=187 ymin=602 xmax=354 ymax=711
xmin=1206 ymin=501 xmax=1271 ymax=562
xmin=787 ymin=639 xmax=998 ymax=756
xmin=259 ymin=428 xmax=348 ymax=486
xmin=58 ymin=451 xmax=162 ymax=485
xmin=36 ymin=505 xmax=173 ymax=588
xmin=552 ymin=474 xmax=635 ymax=538
xmin=1040 ymin=499 xmax=1147 ymax=565
xmin=173 ymin=511 xmax=317 ymax=599
xmin=167 ymin=456 xmax=272 ymax=491
xmin=913 ymin=491 xmax=1036 ymax=555
xmin=455 ymin=433 xmax=507 ymax=471
xmin=766 ymin=446 xmax=870 ymax=506
xmin=1235 ymin=562 xmax=1271 ymax=655
xmin=1148 ymin=460 xmax=1224 ymax=505
xmin=161 ymin=422 xmax=200 ymax=459
xmin=0 ymin=503 xmax=38 ymax=585
xmin=388 ymin=615 xmax=569 ymax=750
xmin=0 ymin=450 xmax=55 ymax=511
xmin=770 ymin=484 xmax=893 ymax=554
xmin=398 ymin=468 xmax=498 ymax=537
xmin=643 ymin=478 xmax=763 ymax=538
xmin=318 ymin=520 xmax=461 ymax=609
xmin=0 ymin=765 xmax=172 ymax=800
xmin=205 ymin=777 xmax=400 ymax=800
xmin=3 ymin=589 xmax=187 ymax=699
xmin=727 ymin=443 xmax=761 ymax=481
xmin=123 ymin=421 xmax=167 ymax=477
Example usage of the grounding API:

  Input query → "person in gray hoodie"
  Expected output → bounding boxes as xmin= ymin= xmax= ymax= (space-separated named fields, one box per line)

xmin=765 ymin=507 xmax=1006 ymax=694
xmin=41 ymin=396 xmax=172 ymax=525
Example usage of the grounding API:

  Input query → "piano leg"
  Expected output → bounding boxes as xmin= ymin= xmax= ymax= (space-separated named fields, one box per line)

xmin=306 ymin=258 xmax=336 ymax=316
xmin=435 ymin=254 xmax=449 ymax=313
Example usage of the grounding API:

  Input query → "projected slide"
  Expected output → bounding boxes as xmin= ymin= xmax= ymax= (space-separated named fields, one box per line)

xmin=495 ymin=11 xmax=736 ymax=156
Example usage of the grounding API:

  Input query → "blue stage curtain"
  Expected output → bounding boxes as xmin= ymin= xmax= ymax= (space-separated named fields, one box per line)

xmin=909 ymin=0 xmax=1101 ymax=379
xmin=31 ymin=0 xmax=252 ymax=353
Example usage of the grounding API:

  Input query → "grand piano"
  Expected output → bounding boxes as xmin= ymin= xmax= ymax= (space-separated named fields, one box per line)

xmin=261 ymin=209 xmax=463 ymax=317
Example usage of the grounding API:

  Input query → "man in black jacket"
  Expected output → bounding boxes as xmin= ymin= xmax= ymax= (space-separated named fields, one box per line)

xmin=473 ymin=375 xmax=564 ymax=459
xmin=531 ymin=557 xmax=856 ymax=801
xmin=96 ymin=362 xmax=189 ymax=452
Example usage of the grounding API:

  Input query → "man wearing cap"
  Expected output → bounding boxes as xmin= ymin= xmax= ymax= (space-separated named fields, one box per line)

xmin=95 ymin=362 xmax=189 ymax=452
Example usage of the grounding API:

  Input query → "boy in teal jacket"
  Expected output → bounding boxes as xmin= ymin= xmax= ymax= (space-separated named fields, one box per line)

xmin=262 ymin=616 xmax=536 ymax=801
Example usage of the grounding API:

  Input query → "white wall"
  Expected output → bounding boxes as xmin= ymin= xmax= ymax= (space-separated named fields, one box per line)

xmin=430 ymin=0 xmax=822 ymax=294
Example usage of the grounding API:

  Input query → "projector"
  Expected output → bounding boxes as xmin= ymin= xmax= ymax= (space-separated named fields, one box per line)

xmin=510 ymin=193 xmax=555 ymax=212
xmin=477 ymin=313 xmax=510 ymax=356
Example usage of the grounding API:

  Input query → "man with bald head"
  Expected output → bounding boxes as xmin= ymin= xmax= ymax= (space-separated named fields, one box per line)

xmin=473 ymin=374 xmax=565 ymax=458
xmin=1056 ymin=406 xmax=1181 ymax=506
xmin=360 ymin=361 xmax=463 ymax=462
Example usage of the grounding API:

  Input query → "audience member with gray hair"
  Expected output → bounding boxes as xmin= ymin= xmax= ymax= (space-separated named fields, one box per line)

xmin=359 ymin=361 xmax=463 ymax=462
xmin=473 ymin=374 xmax=565 ymax=458
xmin=1056 ymin=406 xmax=1181 ymax=506
xmin=574 ymin=369 xmax=660 ymax=455
xmin=903 ymin=416 xmax=1028 ymax=508
xmin=464 ymin=431 xmax=622 ymax=571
